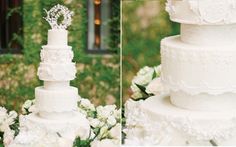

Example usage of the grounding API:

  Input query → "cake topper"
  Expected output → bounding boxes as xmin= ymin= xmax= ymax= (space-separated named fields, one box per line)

xmin=44 ymin=4 xmax=74 ymax=29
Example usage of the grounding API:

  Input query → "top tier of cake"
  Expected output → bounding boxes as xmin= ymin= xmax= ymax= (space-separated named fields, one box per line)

xmin=47 ymin=29 xmax=68 ymax=46
xmin=166 ymin=0 xmax=236 ymax=25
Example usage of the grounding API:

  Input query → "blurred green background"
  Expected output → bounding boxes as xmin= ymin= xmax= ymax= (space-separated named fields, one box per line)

xmin=0 ymin=0 xmax=120 ymax=112
xmin=122 ymin=0 xmax=179 ymax=101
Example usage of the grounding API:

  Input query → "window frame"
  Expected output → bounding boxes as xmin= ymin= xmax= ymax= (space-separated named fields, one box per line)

xmin=86 ymin=0 xmax=117 ymax=54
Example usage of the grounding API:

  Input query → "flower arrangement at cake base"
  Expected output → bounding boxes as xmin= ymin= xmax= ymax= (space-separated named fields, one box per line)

xmin=0 ymin=98 xmax=120 ymax=147
xmin=123 ymin=64 xmax=171 ymax=145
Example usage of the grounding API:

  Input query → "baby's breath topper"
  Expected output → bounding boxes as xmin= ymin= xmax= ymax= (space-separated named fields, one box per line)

xmin=44 ymin=4 xmax=74 ymax=29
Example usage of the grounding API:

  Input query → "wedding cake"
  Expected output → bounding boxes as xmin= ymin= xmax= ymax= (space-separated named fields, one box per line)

xmin=9 ymin=5 xmax=90 ymax=146
xmin=139 ymin=0 xmax=236 ymax=145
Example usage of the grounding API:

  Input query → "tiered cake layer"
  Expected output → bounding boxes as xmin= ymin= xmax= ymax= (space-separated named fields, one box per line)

xmin=38 ymin=63 xmax=76 ymax=81
xmin=35 ymin=86 xmax=78 ymax=118
xmin=48 ymin=29 xmax=68 ymax=45
xmin=166 ymin=0 xmax=236 ymax=25
xmin=141 ymin=95 xmax=236 ymax=145
xmin=161 ymin=35 xmax=236 ymax=111
xmin=10 ymin=112 xmax=90 ymax=146
xmin=181 ymin=24 xmax=236 ymax=45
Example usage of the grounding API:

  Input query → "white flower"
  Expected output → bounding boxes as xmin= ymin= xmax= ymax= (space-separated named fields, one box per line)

xmin=0 ymin=109 xmax=17 ymax=132
xmin=132 ymin=66 xmax=154 ymax=86
xmin=77 ymin=107 xmax=87 ymax=116
xmin=109 ymin=123 xmax=121 ymax=140
xmin=3 ymin=128 xmax=15 ymax=146
xmin=130 ymin=66 xmax=155 ymax=99
xmin=89 ymin=118 xmax=102 ymax=128
xmin=146 ymin=78 xmax=168 ymax=95
xmin=22 ymin=99 xmax=35 ymax=114
xmin=97 ymin=105 xmax=116 ymax=120
xmin=79 ymin=98 xmax=95 ymax=111
xmin=0 ymin=107 xmax=8 ymax=122
xmin=114 ymin=109 xmax=121 ymax=120
xmin=97 ymin=126 xmax=109 ymax=139
xmin=5 ymin=111 xmax=17 ymax=126
xmin=23 ymin=100 xmax=33 ymax=109
xmin=91 ymin=139 xmax=118 ymax=147
xmin=75 ymin=125 xmax=90 ymax=140
xmin=107 ymin=116 xmax=116 ymax=126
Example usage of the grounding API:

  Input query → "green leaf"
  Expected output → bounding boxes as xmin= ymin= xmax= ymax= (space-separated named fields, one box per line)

xmin=73 ymin=137 xmax=91 ymax=147
xmin=135 ymin=83 xmax=149 ymax=96
xmin=152 ymin=70 xmax=157 ymax=79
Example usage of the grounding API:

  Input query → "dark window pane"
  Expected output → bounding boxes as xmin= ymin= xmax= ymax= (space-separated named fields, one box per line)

xmin=0 ymin=0 xmax=23 ymax=54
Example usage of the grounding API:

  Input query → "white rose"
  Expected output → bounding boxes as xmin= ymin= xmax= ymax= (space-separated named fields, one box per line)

xmin=107 ymin=116 xmax=116 ymax=126
xmin=137 ymin=66 xmax=154 ymax=76
xmin=89 ymin=118 xmax=102 ymax=128
xmin=0 ymin=107 xmax=7 ymax=122
xmin=4 ymin=111 xmax=17 ymax=127
xmin=91 ymin=139 xmax=118 ymax=147
xmin=114 ymin=109 xmax=121 ymax=120
xmin=3 ymin=128 xmax=15 ymax=146
xmin=76 ymin=126 xmax=90 ymax=140
xmin=98 ymin=126 xmax=109 ymax=139
xmin=146 ymin=78 xmax=168 ymax=95
xmin=131 ymin=66 xmax=154 ymax=89
xmin=23 ymin=100 xmax=33 ymax=109
xmin=109 ymin=124 xmax=121 ymax=140
xmin=97 ymin=105 xmax=116 ymax=120
xmin=80 ymin=98 xmax=95 ymax=111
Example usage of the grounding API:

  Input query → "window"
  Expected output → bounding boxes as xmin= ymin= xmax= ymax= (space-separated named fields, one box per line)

xmin=0 ymin=0 xmax=23 ymax=54
xmin=87 ymin=0 xmax=117 ymax=54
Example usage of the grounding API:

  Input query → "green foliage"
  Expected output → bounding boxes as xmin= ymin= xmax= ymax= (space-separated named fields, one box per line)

xmin=0 ymin=0 xmax=120 ymax=111
xmin=109 ymin=0 xmax=120 ymax=52
xmin=122 ymin=0 xmax=180 ymax=100
xmin=73 ymin=137 xmax=91 ymax=147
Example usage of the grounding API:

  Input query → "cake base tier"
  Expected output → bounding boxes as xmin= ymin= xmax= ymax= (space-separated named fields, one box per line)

xmin=9 ymin=112 xmax=90 ymax=147
xmin=140 ymin=95 xmax=236 ymax=145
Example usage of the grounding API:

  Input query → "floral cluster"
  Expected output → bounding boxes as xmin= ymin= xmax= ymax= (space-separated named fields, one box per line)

xmin=21 ymin=99 xmax=36 ymax=115
xmin=0 ymin=107 xmax=18 ymax=146
xmin=130 ymin=64 xmax=167 ymax=100
xmin=77 ymin=98 xmax=121 ymax=147
xmin=44 ymin=4 xmax=74 ymax=29
xmin=123 ymin=64 xmax=169 ymax=145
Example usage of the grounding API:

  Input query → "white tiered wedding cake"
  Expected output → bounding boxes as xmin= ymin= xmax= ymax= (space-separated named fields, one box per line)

xmin=9 ymin=5 xmax=90 ymax=146
xmin=126 ymin=0 xmax=236 ymax=146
